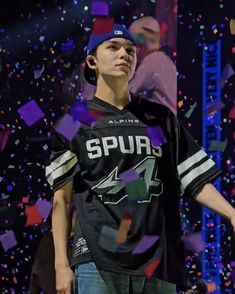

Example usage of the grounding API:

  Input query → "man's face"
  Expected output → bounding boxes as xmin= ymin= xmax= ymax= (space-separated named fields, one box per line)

xmin=93 ymin=38 xmax=137 ymax=83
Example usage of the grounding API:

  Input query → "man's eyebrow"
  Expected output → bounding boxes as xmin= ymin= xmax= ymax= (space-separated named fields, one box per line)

xmin=105 ymin=40 xmax=135 ymax=47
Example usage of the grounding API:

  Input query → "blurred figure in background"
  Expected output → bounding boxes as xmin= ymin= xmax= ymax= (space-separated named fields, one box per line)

xmin=128 ymin=16 xmax=177 ymax=115
xmin=155 ymin=0 xmax=177 ymax=53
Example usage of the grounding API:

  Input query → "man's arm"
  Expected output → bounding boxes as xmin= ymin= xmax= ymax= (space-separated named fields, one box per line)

xmin=52 ymin=180 xmax=74 ymax=293
xmin=195 ymin=183 xmax=235 ymax=232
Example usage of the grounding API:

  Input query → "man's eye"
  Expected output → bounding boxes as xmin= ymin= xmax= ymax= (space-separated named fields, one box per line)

xmin=108 ymin=45 xmax=117 ymax=50
xmin=127 ymin=48 xmax=135 ymax=55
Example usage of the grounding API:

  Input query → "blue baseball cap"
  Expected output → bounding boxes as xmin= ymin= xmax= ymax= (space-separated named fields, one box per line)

xmin=84 ymin=23 xmax=137 ymax=85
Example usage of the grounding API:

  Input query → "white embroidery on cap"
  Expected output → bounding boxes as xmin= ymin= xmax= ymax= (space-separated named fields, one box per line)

xmin=114 ymin=30 xmax=123 ymax=35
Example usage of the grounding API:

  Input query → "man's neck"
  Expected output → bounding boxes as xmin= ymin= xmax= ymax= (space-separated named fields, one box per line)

xmin=95 ymin=78 xmax=130 ymax=110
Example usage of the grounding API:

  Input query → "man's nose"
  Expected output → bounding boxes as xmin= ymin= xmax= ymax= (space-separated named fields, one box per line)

xmin=119 ymin=47 xmax=128 ymax=59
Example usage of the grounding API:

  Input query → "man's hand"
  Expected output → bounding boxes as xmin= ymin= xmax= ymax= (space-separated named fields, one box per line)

xmin=55 ymin=265 xmax=74 ymax=294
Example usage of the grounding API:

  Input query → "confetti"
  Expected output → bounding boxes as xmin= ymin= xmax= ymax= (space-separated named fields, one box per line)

xmin=185 ymin=102 xmax=197 ymax=118
xmin=92 ymin=17 xmax=115 ymax=36
xmin=182 ymin=232 xmax=205 ymax=252
xmin=91 ymin=1 xmax=109 ymax=16
xmin=208 ymin=140 xmax=227 ymax=152
xmin=125 ymin=178 xmax=148 ymax=201
xmin=55 ymin=114 xmax=80 ymax=141
xmin=119 ymin=168 xmax=139 ymax=183
xmin=98 ymin=225 xmax=119 ymax=252
xmin=228 ymin=105 xmax=235 ymax=119
xmin=0 ymin=127 xmax=10 ymax=152
xmin=17 ymin=100 xmax=45 ymax=127
xmin=71 ymin=101 xmax=97 ymax=126
xmin=145 ymin=258 xmax=161 ymax=279
xmin=36 ymin=199 xmax=52 ymax=219
xmin=204 ymin=101 xmax=225 ymax=115
xmin=146 ymin=126 xmax=167 ymax=147
xmin=133 ymin=235 xmax=159 ymax=254
xmin=34 ymin=64 xmax=45 ymax=79
xmin=25 ymin=205 xmax=43 ymax=226
xmin=220 ymin=64 xmax=234 ymax=88
xmin=229 ymin=19 xmax=235 ymax=35
xmin=116 ymin=215 xmax=132 ymax=244
xmin=0 ymin=230 xmax=17 ymax=252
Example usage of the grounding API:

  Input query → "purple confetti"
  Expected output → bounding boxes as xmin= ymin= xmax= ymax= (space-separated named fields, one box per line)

xmin=36 ymin=199 xmax=52 ymax=219
xmin=55 ymin=114 xmax=80 ymax=141
xmin=91 ymin=1 xmax=109 ymax=16
xmin=133 ymin=235 xmax=159 ymax=254
xmin=182 ymin=231 xmax=205 ymax=252
xmin=147 ymin=126 xmax=167 ymax=147
xmin=0 ymin=230 xmax=17 ymax=252
xmin=204 ymin=101 xmax=225 ymax=115
xmin=34 ymin=64 xmax=45 ymax=79
xmin=17 ymin=100 xmax=45 ymax=126
xmin=71 ymin=101 xmax=96 ymax=126
xmin=119 ymin=168 xmax=139 ymax=183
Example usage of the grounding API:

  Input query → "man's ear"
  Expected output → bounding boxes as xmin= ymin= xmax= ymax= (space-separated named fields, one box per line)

xmin=86 ymin=55 xmax=97 ymax=69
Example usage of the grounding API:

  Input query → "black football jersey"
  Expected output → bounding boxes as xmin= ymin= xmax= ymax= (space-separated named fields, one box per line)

xmin=46 ymin=96 xmax=221 ymax=285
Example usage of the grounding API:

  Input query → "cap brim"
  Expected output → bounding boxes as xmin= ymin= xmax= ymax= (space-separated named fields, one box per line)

xmin=84 ymin=63 xmax=97 ymax=85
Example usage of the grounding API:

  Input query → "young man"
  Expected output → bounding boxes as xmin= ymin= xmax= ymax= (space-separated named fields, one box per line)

xmin=46 ymin=21 xmax=235 ymax=294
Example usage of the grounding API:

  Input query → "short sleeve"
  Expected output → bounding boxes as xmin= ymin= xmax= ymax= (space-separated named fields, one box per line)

xmin=175 ymin=120 xmax=222 ymax=198
xmin=45 ymin=131 xmax=81 ymax=192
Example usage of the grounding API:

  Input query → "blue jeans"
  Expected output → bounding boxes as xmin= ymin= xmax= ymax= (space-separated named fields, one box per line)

xmin=74 ymin=262 xmax=176 ymax=294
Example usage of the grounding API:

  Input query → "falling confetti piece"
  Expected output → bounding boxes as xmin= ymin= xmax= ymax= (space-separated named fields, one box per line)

xmin=36 ymin=199 xmax=52 ymax=219
xmin=220 ymin=64 xmax=234 ymax=88
xmin=98 ymin=225 xmax=118 ymax=252
xmin=178 ymin=100 xmax=184 ymax=108
xmin=125 ymin=178 xmax=148 ymax=201
xmin=207 ymin=282 xmax=217 ymax=292
xmin=228 ymin=105 xmax=235 ymax=119
xmin=0 ymin=230 xmax=17 ymax=252
xmin=17 ymin=100 xmax=45 ymax=127
xmin=34 ymin=64 xmax=45 ymax=79
xmin=133 ymin=235 xmax=159 ymax=254
xmin=145 ymin=258 xmax=161 ymax=279
xmin=55 ymin=114 xmax=80 ymax=141
xmin=60 ymin=39 xmax=74 ymax=52
xmin=229 ymin=19 xmax=235 ymax=35
xmin=0 ymin=127 xmax=10 ymax=152
xmin=116 ymin=217 xmax=132 ymax=244
xmin=25 ymin=205 xmax=43 ymax=226
xmin=182 ymin=231 xmax=205 ymax=252
xmin=92 ymin=17 xmax=115 ymax=36
xmin=208 ymin=140 xmax=227 ymax=152
xmin=119 ymin=168 xmax=139 ymax=183
xmin=204 ymin=101 xmax=225 ymax=115
xmin=185 ymin=102 xmax=197 ymax=118
xmin=91 ymin=0 xmax=109 ymax=16
xmin=71 ymin=101 xmax=97 ymax=126
xmin=146 ymin=125 xmax=167 ymax=147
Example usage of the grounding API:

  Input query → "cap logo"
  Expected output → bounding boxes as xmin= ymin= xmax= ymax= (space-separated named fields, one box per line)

xmin=114 ymin=30 xmax=123 ymax=35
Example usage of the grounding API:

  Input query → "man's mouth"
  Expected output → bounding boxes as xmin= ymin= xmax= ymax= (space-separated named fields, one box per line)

xmin=116 ymin=63 xmax=130 ymax=70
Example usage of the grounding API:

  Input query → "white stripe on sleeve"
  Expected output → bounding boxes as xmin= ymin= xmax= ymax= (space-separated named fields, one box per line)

xmin=177 ymin=150 xmax=207 ymax=176
xmin=46 ymin=150 xmax=77 ymax=176
xmin=46 ymin=155 xmax=78 ymax=186
xmin=180 ymin=158 xmax=215 ymax=190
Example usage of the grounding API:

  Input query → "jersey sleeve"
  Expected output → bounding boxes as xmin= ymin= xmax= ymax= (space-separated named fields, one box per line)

xmin=45 ymin=131 xmax=81 ymax=192
xmin=175 ymin=119 xmax=222 ymax=198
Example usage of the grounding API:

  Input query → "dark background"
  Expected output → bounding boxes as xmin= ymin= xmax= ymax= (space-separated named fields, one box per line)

xmin=0 ymin=0 xmax=234 ymax=293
